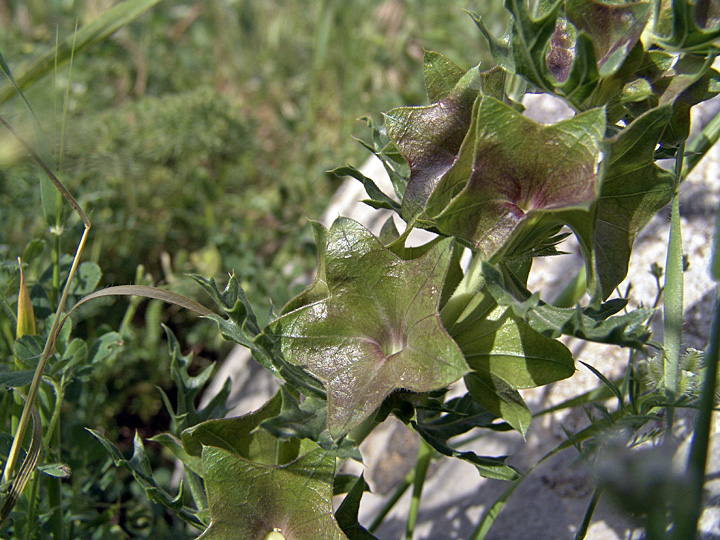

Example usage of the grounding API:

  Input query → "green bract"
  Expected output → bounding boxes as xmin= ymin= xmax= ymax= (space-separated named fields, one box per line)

xmin=198 ymin=447 xmax=346 ymax=540
xmin=388 ymin=84 xmax=606 ymax=262
xmin=265 ymin=218 xmax=469 ymax=439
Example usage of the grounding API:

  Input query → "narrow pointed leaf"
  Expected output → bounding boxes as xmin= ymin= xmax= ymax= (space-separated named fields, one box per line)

xmin=589 ymin=105 xmax=675 ymax=298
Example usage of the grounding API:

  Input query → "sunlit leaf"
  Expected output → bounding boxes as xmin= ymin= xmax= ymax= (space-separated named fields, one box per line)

xmin=197 ymin=446 xmax=347 ymax=540
xmin=265 ymin=218 xmax=468 ymax=439
xmin=427 ymin=97 xmax=605 ymax=261
xmin=589 ymin=106 xmax=675 ymax=298
xmin=566 ymin=0 xmax=651 ymax=77
xmin=385 ymin=65 xmax=506 ymax=219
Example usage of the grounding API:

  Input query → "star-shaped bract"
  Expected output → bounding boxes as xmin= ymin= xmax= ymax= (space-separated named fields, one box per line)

xmin=385 ymin=61 xmax=506 ymax=219
xmin=566 ymin=0 xmax=650 ymax=77
xmin=427 ymin=96 xmax=605 ymax=260
xmin=198 ymin=446 xmax=348 ymax=540
xmin=266 ymin=218 xmax=469 ymax=439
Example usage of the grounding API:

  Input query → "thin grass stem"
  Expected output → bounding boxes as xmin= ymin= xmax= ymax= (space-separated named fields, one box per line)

xmin=405 ymin=439 xmax=433 ymax=540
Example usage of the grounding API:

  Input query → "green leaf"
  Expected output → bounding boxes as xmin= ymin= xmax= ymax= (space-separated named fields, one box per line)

xmin=0 ymin=368 xmax=35 ymax=388
xmin=427 ymin=96 xmax=605 ymax=261
xmin=335 ymin=474 xmax=378 ymax=540
xmin=413 ymin=394 xmax=520 ymax=479
xmin=653 ymin=0 xmax=720 ymax=52
xmin=473 ymin=0 xmax=563 ymax=93
xmin=182 ymin=390 xmax=297 ymax=466
xmin=423 ymin=50 xmax=467 ymax=102
xmin=149 ymin=433 xmax=203 ymax=477
xmin=331 ymin=166 xmax=400 ymax=213
xmin=37 ymin=463 xmax=71 ymax=478
xmin=258 ymin=386 xmax=361 ymax=460
xmin=385 ymin=65 xmax=506 ymax=219
xmin=13 ymin=334 xmax=44 ymax=369
xmin=67 ymin=261 xmax=101 ymax=296
xmin=265 ymin=218 xmax=469 ymax=440
xmin=198 ymin=446 xmax=348 ymax=540
xmin=453 ymin=302 xmax=575 ymax=391
xmin=162 ymin=325 xmax=230 ymax=433
xmin=589 ymin=105 xmax=675 ymax=298
xmin=464 ymin=370 xmax=533 ymax=436
xmin=87 ymin=331 xmax=123 ymax=365
xmin=566 ymin=0 xmax=651 ymax=78
xmin=88 ymin=429 xmax=203 ymax=528
xmin=481 ymin=261 xmax=653 ymax=348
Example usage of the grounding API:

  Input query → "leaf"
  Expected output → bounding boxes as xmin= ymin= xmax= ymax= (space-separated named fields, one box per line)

xmin=67 ymin=284 xmax=214 ymax=317
xmin=258 ymin=386 xmax=361 ymax=460
xmin=412 ymin=409 xmax=520 ymax=480
xmin=182 ymin=390 xmax=295 ymax=466
xmin=37 ymin=463 xmax=71 ymax=478
xmin=0 ymin=369 xmax=35 ymax=388
xmin=413 ymin=393 xmax=520 ymax=479
xmin=87 ymin=429 xmax=203 ymax=528
xmin=265 ymin=218 xmax=469 ymax=440
xmin=464 ymin=370 xmax=533 ymax=437
xmin=653 ymin=0 xmax=720 ymax=52
xmin=423 ymin=50 xmax=467 ymax=102
xmin=198 ymin=446 xmax=348 ymax=540
xmin=335 ymin=474 xmax=378 ymax=540
xmin=472 ymin=0 xmax=563 ymax=93
xmin=330 ymin=165 xmax=400 ymax=213
xmin=589 ymin=105 xmax=675 ymax=298
xmin=67 ymin=261 xmax=101 ymax=296
xmin=13 ymin=335 xmax=44 ymax=370
xmin=87 ymin=331 xmax=123 ymax=365
xmin=427 ymin=96 xmax=605 ymax=261
xmin=162 ymin=325 xmax=230 ymax=433
xmin=482 ymin=261 xmax=653 ymax=348
xmin=150 ymin=433 xmax=203 ymax=477
xmin=566 ymin=0 xmax=651 ymax=78
xmin=385 ymin=65 xmax=506 ymax=219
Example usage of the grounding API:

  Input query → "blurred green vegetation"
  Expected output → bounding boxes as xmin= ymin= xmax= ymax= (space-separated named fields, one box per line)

xmin=0 ymin=0 xmax=507 ymax=536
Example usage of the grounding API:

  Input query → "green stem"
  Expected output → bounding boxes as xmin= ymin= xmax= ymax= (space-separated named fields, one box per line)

xmin=671 ymin=290 xmax=720 ymax=539
xmin=47 ymin=427 xmax=64 ymax=540
xmin=405 ymin=439 xmax=433 ymax=540
xmin=22 ymin=472 xmax=39 ymax=540
xmin=369 ymin=469 xmax=414 ymax=533
xmin=2 ymin=227 xmax=89 ymax=485
xmin=574 ymin=488 xmax=601 ymax=540
xmin=663 ymin=141 xmax=685 ymax=433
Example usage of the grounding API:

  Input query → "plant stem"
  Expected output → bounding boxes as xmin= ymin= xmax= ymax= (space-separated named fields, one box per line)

xmin=405 ymin=439 xmax=433 ymax=540
xmin=663 ymin=141 xmax=685 ymax=434
xmin=574 ymin=488 xmax=601 ymax=540
xmin=369 ymin=470 xmax=414 ymax=533
xmin=2 ymin=227 xmax=89 ymax=485
xmin=22 ymin=472 xmax=39 ymax=540
xmin=670 ymin=267 xmax=720 ymax=536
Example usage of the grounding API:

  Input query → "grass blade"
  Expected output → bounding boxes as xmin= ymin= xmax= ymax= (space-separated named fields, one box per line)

xmin=0 ymin=0 xmax=161 ymax=106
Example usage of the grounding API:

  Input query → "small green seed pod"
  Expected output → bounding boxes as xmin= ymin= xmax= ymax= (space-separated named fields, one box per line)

xmin=264 ymin=529 xmax=286 ymax=540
